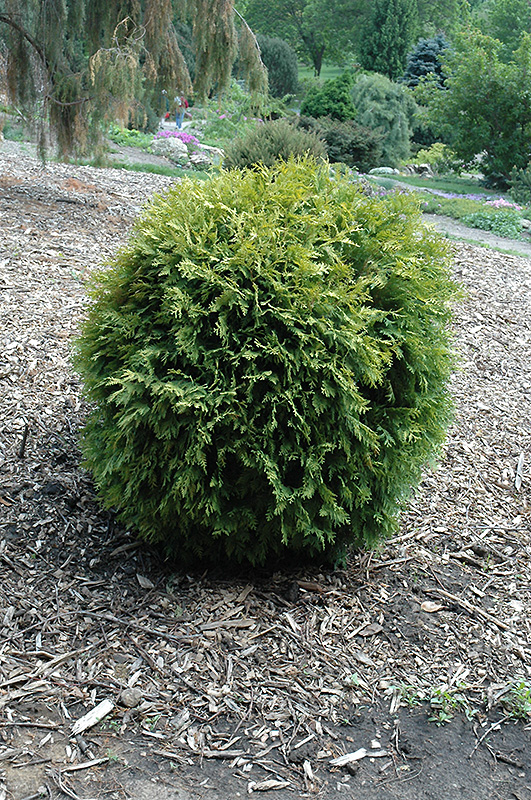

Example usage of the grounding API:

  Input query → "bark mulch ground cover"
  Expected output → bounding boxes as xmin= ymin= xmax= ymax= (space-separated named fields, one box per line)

xmin=0 ymin=141 xmax=530 ymax=799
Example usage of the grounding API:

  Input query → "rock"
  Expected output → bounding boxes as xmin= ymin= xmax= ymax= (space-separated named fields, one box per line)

xmin=119 ymin=688 xmax=143 ymax=708
xmin=196 ymin=143 xmax=224 ymax=165
xmin=416 ymin=162 xmax=434 ymax=176
xmin=402 ymin=163 xmax=434 ymax=177
xmin=150 ymin=136 xmax=189 ymax=164
xmin=355 ymin=175 xmax=379 ymax=197
xmin=189 ymin=151 xmax=212 ymax=169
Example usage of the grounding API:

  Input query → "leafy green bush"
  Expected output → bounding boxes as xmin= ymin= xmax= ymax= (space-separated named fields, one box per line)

xmin=509 ymin=163 xmax=531 ymax=205
xmin=420 ymin=31 xmax=531 ymax=189
xmin=351 ymin=73 xmax=417 ymax=167
xmin=108 ymin=124 xmax=153 ymax=150
xmin=411 ymin=143 xmax=460 ymax=175
xmin=297 ymin=116 xmax=382 ymax=172
xmin=257 ymin=34 xmax=299 ymax=98
xmin=300 ymin=71 xmax=356 ymax=121
xmin=223 ymin=119 xmax=325 ymax=168
xmin=74 ymin=158 xmax=457 ymax=567
xmin=462 ymin=209 xmax=523 ymax=238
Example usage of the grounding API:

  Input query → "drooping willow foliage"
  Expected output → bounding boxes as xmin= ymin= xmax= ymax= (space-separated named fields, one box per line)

xmin=0 ymin=0 xmax=267 ymax=156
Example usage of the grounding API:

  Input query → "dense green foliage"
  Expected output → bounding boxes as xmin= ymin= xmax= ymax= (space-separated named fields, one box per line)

xmin=422 ymin=30 xmax=531 ymax=187
xmin=300 ymin=71 xmax=356 ymax=120
xmin=245 ymin=0 xmax=371 ymax=76
xmin=74 ymin=158 xmax=457 ymax=567
xmin=359 ymin=0 xmax=419 ymax=79
xmin=478 ymin=0 xmax=531 ymax=60
xmin=351 ymin=73 xmax=417 ymax=166
xmin=403 ymin=34 xmax=450 ymax=86
xmin=297 ymin=116 xmax=382 ymax=170
xmin=416 ymin=0 xmax=470 ymax=35
xmin=257 ymin=34 xmax=299 ymax=97
xmin=223 ymin=119 xmax=326 ymax=168
xmin=462 ymin=209 xmax=523 ymax=238
xmin=509 ymin=164 xmax=531 ymax=205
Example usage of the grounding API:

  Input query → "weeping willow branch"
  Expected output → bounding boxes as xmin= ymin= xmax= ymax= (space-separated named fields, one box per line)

xmin=233 ymin=6 xmax=267 ymax=95
xmin=233 ymin=7 xmax=262 ymax=60
xmin=0 ymin=12 xmax=49 ymax=71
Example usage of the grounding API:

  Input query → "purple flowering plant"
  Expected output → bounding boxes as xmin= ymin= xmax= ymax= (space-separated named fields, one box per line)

xmin=154 ymin=130 xmax=200 ymax=146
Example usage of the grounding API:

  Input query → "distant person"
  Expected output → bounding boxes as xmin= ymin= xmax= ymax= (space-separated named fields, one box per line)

xmin=175 ymin=95 xmax=189 ymax=129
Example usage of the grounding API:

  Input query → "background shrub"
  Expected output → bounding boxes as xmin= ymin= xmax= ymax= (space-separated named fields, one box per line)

xmin=510 ymin=163 xmax=531 ymax=205
xmin=351 ymin=73 xmax=417 ymax=167
xmin=257 ymin=34 xmax=299 ymax=98
xmin=411 ymin=143 xmax=460 ymax=174
xmin=75 ymin=158 xmax=458 ymax=567
xmin=300 ymin=71 xmax=356 ymax=120
xmin=462 ymin=209 xmax=523 ymax=238
xmin=297 ymin=116 xmax=382 ymax=172
xmin=223 ymin=118 xmax=325 ymax=168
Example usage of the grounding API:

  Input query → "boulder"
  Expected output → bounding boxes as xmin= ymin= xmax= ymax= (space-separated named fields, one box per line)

xmin=369 ymin=167 xmax=400 ymax=175
xmin=189 ymin=151 xmax=212 ymax=169
xmin=150 ymin=136 xmax=189 ymax=164
xmin=196 ymin=143 xmax=224 ymax=166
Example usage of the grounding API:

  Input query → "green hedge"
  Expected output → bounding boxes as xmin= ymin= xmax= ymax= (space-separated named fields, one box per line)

xmin=75 ymin=158 xmax=458 ymax=566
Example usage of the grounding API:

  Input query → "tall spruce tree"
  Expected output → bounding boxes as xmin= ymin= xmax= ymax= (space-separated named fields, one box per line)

xmin=360 ymin=0 xmax=419 ymax=80
xmin=0 ymin=0 xmax=267 ymax=156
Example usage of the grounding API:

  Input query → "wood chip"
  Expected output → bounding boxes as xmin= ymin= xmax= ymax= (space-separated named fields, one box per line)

xmin=71 ymin=699 xmax=114 ymax=735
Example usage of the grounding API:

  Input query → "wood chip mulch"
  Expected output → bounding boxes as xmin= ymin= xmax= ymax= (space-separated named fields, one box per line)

xmin=0 ymin=141 xmax=530 ymax=797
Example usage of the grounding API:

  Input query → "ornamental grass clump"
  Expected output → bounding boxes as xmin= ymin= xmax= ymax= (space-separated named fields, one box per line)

xmin=75 ymin=158 xmax=458 ymax=566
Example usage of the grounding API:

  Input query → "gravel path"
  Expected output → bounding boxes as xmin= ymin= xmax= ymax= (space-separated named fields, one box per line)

xmin=423 ymin=212 xmax=531 ymax=258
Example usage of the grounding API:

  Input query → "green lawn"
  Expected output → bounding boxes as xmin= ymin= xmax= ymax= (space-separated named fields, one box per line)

xmin=298 ymin=63 xmax=346 ymax=83
xmin=392 ymin=174 xmax=500 ymax=197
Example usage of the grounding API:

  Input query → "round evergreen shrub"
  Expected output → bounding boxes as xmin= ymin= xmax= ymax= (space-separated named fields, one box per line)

xmin=257 ymin=34 xmax=299 ymax=98
xmin=300 ymin=71 xmax=356 ymax=121
xmin=297 ymin=115 xmax=383 ymax=172
xmin=75 ymin=158 xmax=458 ymax=567
xmin=223 ymin=118 xmax=326 ymax=169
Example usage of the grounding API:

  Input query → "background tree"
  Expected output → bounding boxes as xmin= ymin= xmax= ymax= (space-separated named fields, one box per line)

xmin=245 ymin=0 xmax=370 ymax=76
xmin=0 ymin=0 xmax=267 ymax=156
xmin=423 ymin=30 xmax=531 ymax=186
xmin=416 ymin=0 xmax=470 ymax=36
xmin=477 ymin=0 xmax=531 ymax=60
xmin=351 ymin=72 xmax=417 ymax=165
xmin=359 ymin=0 xmax=419 ymax=79
xmin=402 ymin=34 xmax=450 ymax=86
xmin=256 ymin=34 xmax=299 ymax=97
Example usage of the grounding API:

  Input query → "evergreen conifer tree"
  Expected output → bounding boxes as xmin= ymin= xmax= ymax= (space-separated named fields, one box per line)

xmin=402 ymin=33 xmax=449 ymax=86
xmin=360 ymin=0 xmax=419 ymax=80
xmin=351 ymin=72 xmax=417 ymax=166
xmin=0 ymin=0 xmax=267 ymax=156
xmin=256 ymin=35 xmax=299 ymax=98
